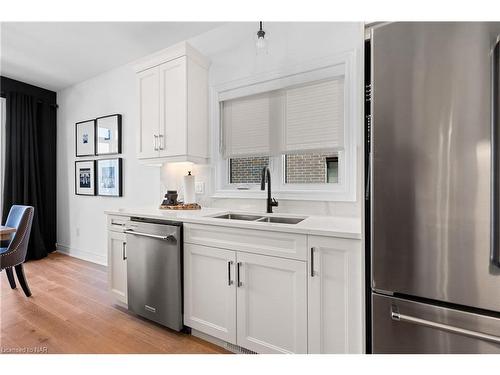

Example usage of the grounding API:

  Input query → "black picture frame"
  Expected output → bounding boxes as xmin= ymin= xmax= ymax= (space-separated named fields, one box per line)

xmin=96 ymin=158 xmax=123 ymax=197
xmin=75 ymin=160 xmax=96 ymax=196
xmin=75 ymin=119 xmax=96 ymax=157
xmin=95 ymin=114 xmax=122 ymax=155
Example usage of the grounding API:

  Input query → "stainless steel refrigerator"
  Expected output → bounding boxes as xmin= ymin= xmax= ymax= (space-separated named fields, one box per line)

xmin=369 ymin=22 xmax=500 ymax=353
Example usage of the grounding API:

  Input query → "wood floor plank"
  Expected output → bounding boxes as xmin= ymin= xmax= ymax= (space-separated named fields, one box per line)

xmin=0 ymin=252 xmax=229 ymax=354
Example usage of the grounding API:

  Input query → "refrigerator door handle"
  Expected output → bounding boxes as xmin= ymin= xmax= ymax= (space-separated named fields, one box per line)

xmin=365 ymin=153 xmax=371 ymax=201
xmin=491 ymin=38 xmax=500 ymax=267
xmin=391 ymin=307 xmax=500 ymax=345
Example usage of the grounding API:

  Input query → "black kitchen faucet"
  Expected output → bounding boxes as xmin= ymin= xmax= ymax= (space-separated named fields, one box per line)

xmin=261 ymin=166 xmax=278 ymax=214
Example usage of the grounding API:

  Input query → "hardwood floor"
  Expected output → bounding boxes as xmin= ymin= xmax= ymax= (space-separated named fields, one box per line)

xmin=0 ymin=252 xmax=229 ymax=354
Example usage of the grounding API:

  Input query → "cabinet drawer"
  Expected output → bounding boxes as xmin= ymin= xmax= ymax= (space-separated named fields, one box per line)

xmin=107 ymin=215 xmax=129 ymax=232
xmin=184 ymin=223 xmax=307 ymax=261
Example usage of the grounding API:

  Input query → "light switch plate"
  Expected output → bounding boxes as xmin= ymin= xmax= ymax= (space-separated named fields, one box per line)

xmin=195 ymin=182 xmax=205 ymax=194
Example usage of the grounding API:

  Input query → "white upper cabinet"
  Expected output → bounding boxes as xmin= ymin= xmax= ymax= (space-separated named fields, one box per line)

xmin=158 ymin=57 xmax=187 ymax=158
xmin=137 ymin=67 xmax=160 ymax=159
xmin=134 ymin=42 xmax=209 ymax=163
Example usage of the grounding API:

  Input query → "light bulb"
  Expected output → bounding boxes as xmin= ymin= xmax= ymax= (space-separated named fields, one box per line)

xmin=256 ymin=36 xmax=267 ymax=50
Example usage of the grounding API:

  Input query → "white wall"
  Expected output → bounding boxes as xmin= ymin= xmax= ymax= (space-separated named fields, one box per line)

xmin=57 ymin=65 xmax=160 ymax=264
xmin=57 ymin=22 xmax=364 ymax=265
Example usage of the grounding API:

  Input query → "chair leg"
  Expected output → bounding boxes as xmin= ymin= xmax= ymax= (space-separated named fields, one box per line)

xmin=14 ymin=264 xmax=32 ymax=297
xmin=5 ymin=268 xmax=16 ymax=289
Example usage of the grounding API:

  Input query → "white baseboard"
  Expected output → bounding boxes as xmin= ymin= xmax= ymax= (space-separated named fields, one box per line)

xmin=56 ymin=243 xmax=107 ymax=266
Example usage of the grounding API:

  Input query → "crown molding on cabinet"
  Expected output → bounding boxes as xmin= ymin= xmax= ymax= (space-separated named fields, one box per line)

xmin=133 ymin=41 xmax=211 ymax=73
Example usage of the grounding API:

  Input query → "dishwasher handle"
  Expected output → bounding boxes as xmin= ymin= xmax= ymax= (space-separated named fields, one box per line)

xmin=124 ymin=229 xmax=175 ymax=241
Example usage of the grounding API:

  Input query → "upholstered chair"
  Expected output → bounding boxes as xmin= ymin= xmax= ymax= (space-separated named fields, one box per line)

xmin=0 ymin=205 xmax=35 ymax=297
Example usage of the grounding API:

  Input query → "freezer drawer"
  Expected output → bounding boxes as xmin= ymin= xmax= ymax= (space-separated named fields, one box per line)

xmin=372 ymin=293 xmax=500 ymax=353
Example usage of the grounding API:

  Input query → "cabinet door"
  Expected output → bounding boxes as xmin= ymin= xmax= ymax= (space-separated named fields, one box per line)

xmin=107 ymin=231 xmax=127 ymax=304
xmin=137 ymin=67 xmax=160 ymax=159
xmin=236 ymin=252 xmax=307 ymax=354
xmin=308 ymin=236 xmax=363 ymax=353
xmin=184 ymin=244 xmax=237 ymax=344
xmin=158 ymin=56 xmax=187 ymax=158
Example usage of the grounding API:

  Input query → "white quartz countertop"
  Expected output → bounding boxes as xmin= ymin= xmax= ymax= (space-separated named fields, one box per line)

xmin=104 ymin=207 xmax=362 ymax=239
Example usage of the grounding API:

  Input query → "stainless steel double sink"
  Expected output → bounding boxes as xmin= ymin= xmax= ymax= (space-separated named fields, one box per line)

xmin=212 ymin=213 xmax=305 ymax=225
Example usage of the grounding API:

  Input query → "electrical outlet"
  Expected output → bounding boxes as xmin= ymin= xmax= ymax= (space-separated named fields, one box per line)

xmin=195 ymin=182 xmax=205 ymax=194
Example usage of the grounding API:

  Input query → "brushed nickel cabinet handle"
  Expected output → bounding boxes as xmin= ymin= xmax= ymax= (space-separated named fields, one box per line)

xmin=122 ymin=242 xmax=127 ymax=260
xmin=310 ymin=247 xmax=315 ymax=277
xmin=158 ymin=134 xmax=164 ymax=150
xmin=227 ymin=261 xmax=233 ymax=286
xmin=111 ymin=219 xmax=125 ymax=226
xmin=153 ymin=135 xmax=159 ymax=151
xmin=237 ymin=262 xmax=242 ymax=287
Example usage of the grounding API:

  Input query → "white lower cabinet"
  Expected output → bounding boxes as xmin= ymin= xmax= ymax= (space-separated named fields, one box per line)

xmin=107 ymin=231 xmax=128 ymax=304
xmin=107 ymin=219 xmax=364 ymax=354
xmin=183 ymin=243 xmax=307 ymax=353
xmin=183 ymin=243 xmax=237 ymax=344
xmin=307 ymin=235 xmax=364 ymax=353
xmin=236 ymin=252 xmax=307 ymax=354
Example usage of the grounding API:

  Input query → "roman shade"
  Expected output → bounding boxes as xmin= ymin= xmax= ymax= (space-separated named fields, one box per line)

xmin=284 ymin=78 xmax=344 ymax=153
xmin=222 ymin=92 xmax=271 ymax=158
xmin=221 ymin=77 xmax=345 ymax=158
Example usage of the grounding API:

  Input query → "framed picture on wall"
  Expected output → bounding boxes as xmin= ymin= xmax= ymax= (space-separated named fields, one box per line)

xmin=96 ymin=114 xmax=122 ymax=155
xmin=75 ymin=160 xmax=96 ymax=195
xmin=75 ymin=119 xmax=96 ymax=156
xmin=97 ymin=158 xmax=122 ymax=197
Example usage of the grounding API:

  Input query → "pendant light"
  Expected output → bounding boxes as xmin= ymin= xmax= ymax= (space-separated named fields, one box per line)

xmin=256 ymin=21 xmax=268 ymax=55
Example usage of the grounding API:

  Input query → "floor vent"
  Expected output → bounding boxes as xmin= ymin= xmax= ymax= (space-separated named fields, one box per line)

xmin=190 ymin=328 xmax=257 ymax=354
xmin=225 ymin=343 xmax=256 ymax=354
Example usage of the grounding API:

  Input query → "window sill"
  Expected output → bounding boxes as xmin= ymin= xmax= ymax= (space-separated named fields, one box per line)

xmin=211 ymin=189 xmax=356 ymax=202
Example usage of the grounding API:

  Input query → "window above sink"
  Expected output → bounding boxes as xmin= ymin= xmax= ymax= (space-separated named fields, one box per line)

xmin=210 ymin=51 xmax=359 ymax=202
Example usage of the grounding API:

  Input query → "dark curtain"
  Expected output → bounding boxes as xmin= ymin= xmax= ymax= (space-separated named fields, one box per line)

xmin=2 ymin=91 xmax=55 ymax=260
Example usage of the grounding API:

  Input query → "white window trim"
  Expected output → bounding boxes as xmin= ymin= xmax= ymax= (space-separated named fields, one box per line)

xmin=210 ymin=50 xmax=358 ymax=202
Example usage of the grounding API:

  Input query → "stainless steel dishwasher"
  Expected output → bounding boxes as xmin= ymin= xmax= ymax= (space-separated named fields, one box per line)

xmin=124 ymin=218 xmax=183 ymax=331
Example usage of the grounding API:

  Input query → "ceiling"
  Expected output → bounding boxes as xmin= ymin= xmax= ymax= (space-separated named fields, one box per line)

xmin=0 ymin=22 xmax=223 ymax=91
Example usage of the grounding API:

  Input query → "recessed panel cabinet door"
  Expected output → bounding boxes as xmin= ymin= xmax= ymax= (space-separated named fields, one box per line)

xmin=307 ymin=236 xmax=363 ymax=353
xmin=184 ymin=244 xmax=237 ymax=344
xmin=108 ymin=231 xmax=127 ymax=304
xmin=158 ymin=56 xmax=187 ymax=158
xmin=236 ymin=252 xmax=307 ymax=354
xmin=137 ymin=67 xmax=160 ymax=159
